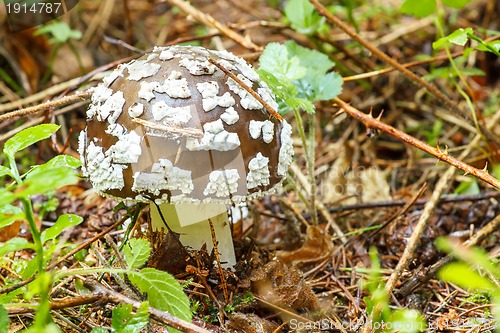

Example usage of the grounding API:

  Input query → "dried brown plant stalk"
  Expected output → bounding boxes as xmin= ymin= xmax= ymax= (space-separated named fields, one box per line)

xmin=165 ymin=0 xmax=262 ymax=52
xmin=84 ymin=279 xmax=212 ymax=333
xmin=208 ymin=58 xmax=283 ymax=121
xmin=334 ymin=98 xmax=500 ymax=190
xmin=0 ymin=91 xmax=91 ymax=123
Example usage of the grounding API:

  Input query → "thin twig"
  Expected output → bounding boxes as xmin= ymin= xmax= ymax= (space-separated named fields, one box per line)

xmin=6 ymin=294 xmax=103 ymax=314
xmin=207 ymin=58 xmax=283 ymax=121
xmin=0 ymin=74 xmax=105 ymax=114
xmin=131 ymin=118 xmax=204 ymax=137
xmin=342 ymin=52 xmax=463 ymax=82
xmin=208 ymin=218 xmax=229 ymax=304
xmin=0 ymin=91 xmax=91 ymax=123
xmin=335 ymin=98 xmax=500 ymax=189
xmin=165 ymin=0 xmax=261 ymax=52
xmin=84 ymin=279 xmax=212 ymax=333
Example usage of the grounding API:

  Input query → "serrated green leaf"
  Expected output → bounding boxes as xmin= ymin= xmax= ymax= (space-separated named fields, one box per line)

xmin=0 ymin=237 xmax=34 ymax=257
xmin=257 ymin=70 xmax=298 ymax=102
xmin=284 ymin=0 xmax=325 ymax=35
xmin=26 ymin=155 xmax=82 ymax=179
xmin=40 ymin=214 xmax=84 ymax=244
xmin=285 ymin=41 xmax=334 ymax=80
xmin=19 ymin=167 xmax=78 ymax=197
xmin=310 ymin=72 xmax=343 ymax=101
xmin=111 ymin=302 xmax=149 ymax=333
xmin=0 ymin=305 xmax=8 ymax=333
xmin=441 ymin=0 xmax=471 ymax=8
xmin=128 ymin=268 xmax=191 ymax=333
xmin=123 ymin=238 xmax=151 ymax=269
xmin=400 ymin=0 xmax=436 ymax=18
xmin=259 ymin=43 xmax=306 ymax=81
xmin=438 ymin=262 xmax=496 ymax=291
xmin=3 ymin=124 xmax=60 ymax=160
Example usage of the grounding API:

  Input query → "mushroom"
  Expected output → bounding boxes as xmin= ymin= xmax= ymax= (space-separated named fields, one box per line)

xmin=78 ymin=46 xmax=294 ymax=268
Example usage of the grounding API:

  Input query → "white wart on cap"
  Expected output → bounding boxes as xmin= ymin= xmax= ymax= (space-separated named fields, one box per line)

xmin=79 ymin=45 xmax=294 ymax=204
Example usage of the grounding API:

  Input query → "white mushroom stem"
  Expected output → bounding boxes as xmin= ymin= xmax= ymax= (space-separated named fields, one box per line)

xmin=150 ymin=203 xmax=236 ymax=269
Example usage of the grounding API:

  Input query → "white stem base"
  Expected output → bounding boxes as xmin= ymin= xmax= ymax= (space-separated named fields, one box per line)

xmin=150 ymin=203 xmax=236 ymax=269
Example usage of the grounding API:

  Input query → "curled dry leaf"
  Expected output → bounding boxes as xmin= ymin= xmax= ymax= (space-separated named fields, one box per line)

xmin=276 ymin=225 xmax=333 ymax=269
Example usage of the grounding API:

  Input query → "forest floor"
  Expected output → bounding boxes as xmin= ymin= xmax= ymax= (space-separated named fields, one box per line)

xmin=0 ymin=0 xmax=499 ymax=332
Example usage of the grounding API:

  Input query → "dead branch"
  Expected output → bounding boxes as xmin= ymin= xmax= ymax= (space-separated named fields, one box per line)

xmin=334 ymin=98 xmax=500 ymax=189
xmin=0 ymin=92 xmax=91 ymax=124
xmin=165 ymin=0 xmax=262 ymax=52
xmin=84 ymin=279 xmax=211 ymax=333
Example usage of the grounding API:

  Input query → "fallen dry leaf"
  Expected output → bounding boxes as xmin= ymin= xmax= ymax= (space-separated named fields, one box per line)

xmin=276 ymin=225 xmax=333 ymax=269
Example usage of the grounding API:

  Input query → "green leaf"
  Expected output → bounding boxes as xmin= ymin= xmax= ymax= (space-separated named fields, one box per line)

xmin=0 ymin=166 xmax=12 ymax=179
xmin=128 ymin=268 xmax=191 ymax=332
xmin=284 ymin=41 xmax=342 ymax=101
xmin=111 ymin=302 xmax=149 ymax=333
xmin=310 ymin=71 xmax=343 ymax=101
xmin=19 ymin=167 xmax=78 ymax=197
xmin=433 ymin=28 xmax=473 ymax=49
xmin=123 ymin=238 xmax=151 ymax=270
xmin=0 ymin=204 xmax=24 ymax=229
xmin=34 ymin=22 xmax=82 ymax=44
xmin=436 ymin=237 xmax=500 ymax=278
xmin=0 ymin=189 xmax=16 ymax=207
xmin=286 ymin=97 xmax=315 ymax=114
xmin=441 ymin=0 xmax=471 ymax=8
xmin=438 ymin=262 xmax=496 ymax=291
xmin=3 ymin=124 xmax=60 ymax=160
xmin=26 ymin=155 xmax=82 ymax=179
xmin=475 ymin=40 xmax=500 ymax=56
xmin=454 ymin=177 xmax=480 ymax=195
xmin=40 ymin=214 xmax=84 ymax=244
xmin=91 ymin=329 xmax=109 ymax=333
xmin=285 ymin=41 xmax=335 ymax=81
xmin=284 ymin=0 xmax=325 ymax=35
xmin=400 ymin=0 xmax=436 ymax=18
xmin=0 ymin=237 xmax=34 ymax=257
xmin=0 ymin=305 xmax=8 ymax=333
xmin=256 ymin=69 xmax=298 ymax=102
xmin=259 ymin=43 xmax=306 ymax=81
xmin=390 ymin=309 xmax=426 ymax=333
xmin=493 ymin=164 xmax=500 ymax=180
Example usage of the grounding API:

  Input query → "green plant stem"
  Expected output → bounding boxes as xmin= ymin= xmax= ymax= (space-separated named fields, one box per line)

xmin=292 ymin=108 xmax=318 ymax=225
xmin=20 ymin=197 xmax=44 ymax=274
xmin=433 ymin=13 xmax=491 ymax=157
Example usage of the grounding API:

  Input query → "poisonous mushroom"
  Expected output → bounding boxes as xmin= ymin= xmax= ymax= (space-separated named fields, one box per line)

xmin=78 ymin=45 xmax=294 ymax=268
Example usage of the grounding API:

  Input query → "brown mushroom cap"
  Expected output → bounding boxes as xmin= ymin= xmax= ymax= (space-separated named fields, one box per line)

xmin=79 ymin=46 xmax=294 ymax=204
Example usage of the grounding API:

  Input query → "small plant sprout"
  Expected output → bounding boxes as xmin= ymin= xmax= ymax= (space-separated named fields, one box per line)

xmin=79 ymin=45 xmax=294 ymax=268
